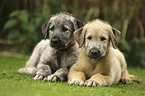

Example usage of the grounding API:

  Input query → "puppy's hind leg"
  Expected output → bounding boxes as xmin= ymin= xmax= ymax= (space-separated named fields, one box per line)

xmin=121 ymin=69 xmax=132 ymax=84
xmin=129 ymin=74 xmax=141 ymax=83
xmin=18 ymin=49 xmax=39 ymax=77
xmin=121 ymin=69 xmax=141 ymax=84
xmin=18 ymin=46 xmax=40 ymax=77
xmin=18 ymin=67 xmax=36 ymax=77
xmin=18 ymin=40 xmax=48 ymax=76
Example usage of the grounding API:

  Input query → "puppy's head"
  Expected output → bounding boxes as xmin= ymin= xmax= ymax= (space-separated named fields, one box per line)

xmin=41 ymin=12 xmax=84 ymax=49
xmin=74 ymin=19 xmax=120 ymax=59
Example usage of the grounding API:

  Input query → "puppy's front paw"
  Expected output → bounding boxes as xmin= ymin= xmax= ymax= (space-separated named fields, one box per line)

xmin=45 ymin=74 xmax=64 ymax=82
xmin=68 ymin=79 xmax=84 ymax=86
xmin=84 ymin=80 xmax=101 ymax=87
xmin=34 ymin=65 xmax=51 ymax=80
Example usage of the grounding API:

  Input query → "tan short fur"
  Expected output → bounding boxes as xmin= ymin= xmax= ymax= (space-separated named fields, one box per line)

xmin=68 ymin=19 xmax=141 ymax=87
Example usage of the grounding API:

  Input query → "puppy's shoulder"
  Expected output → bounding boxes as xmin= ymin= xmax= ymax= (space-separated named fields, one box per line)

xmin=110 ymin=47 xmax=123 ymax=56
xmin=113 ymin=48 xmax=124 ymax=59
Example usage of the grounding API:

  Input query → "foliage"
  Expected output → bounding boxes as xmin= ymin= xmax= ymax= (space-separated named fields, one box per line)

xmin=1 ymin=0 xmax=145 ymax=64
xmin=128 ymin=38 xmax=145 ymax=67
xmin=0 ymin=55 xmax=145 ymax=96
xmin=4 ymin=10 xmax=49 ymax=54
xmin=118 ymin=39 xmax=131 ymax=58
xmin=118 ymin=38 xmax=145 ymax=67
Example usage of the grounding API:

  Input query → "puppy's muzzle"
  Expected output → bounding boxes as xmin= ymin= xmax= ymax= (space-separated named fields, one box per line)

xmin=50 ymin=37 xmax=62 ymax=48
xmin=51 ymin=37 xmax=60 ymax=45
xmin=89 ymin=48 xmax=101 ymax=59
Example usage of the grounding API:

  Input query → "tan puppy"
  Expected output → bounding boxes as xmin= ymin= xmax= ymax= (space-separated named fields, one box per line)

xmin=68 ymin=19 xmax=141 ymax=87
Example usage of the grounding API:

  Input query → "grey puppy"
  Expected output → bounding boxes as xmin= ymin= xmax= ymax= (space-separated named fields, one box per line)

xmin=18 ymin=13 xmax=84 ymax=81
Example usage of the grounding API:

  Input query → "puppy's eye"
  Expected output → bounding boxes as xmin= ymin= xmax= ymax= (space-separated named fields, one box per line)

xmin=62 ymin=26 xmax=69 ymax=32
xmin=101 ymin=37 xmax=106 ymax=41
xmin=87 ymin=36 xmax=92 ymax=40
xmin=49 ymin=26 xmax=54 ymax=31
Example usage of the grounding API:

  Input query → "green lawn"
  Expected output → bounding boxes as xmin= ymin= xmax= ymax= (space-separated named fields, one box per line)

xmin=0 ymin=55 xmax=145 ymax=96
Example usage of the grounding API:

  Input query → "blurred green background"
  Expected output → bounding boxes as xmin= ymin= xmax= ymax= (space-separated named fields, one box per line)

xmin=0 ymin=0 xmax=145 ymax=67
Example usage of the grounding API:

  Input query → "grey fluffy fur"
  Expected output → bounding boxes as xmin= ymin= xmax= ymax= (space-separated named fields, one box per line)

xmin=18 ymin=13 xmax=84 ymax=81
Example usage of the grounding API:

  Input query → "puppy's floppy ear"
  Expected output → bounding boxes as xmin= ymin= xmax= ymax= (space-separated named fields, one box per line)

xmin=41 ymin=21 xmax=50 ymax=39
xmin=70 ymin=18 xmax=85 ymax=31
xmin=110 ymin=28 xmax=121 ymax=48
xmin=74 ymin=27 xmax=86 ymax=48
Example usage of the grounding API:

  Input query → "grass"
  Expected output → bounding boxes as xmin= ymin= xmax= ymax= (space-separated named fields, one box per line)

xmin=0 ymin=55 xmax=145 ymax=96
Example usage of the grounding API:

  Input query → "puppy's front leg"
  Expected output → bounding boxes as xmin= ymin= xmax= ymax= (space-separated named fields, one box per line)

xmin=85 ymin=73 xmax=111 ymax=87
xmin=34 ymin=63 xmax=52 ymax=80
xmin=46 ymin=68 xmax=68 ymax=82
xmin=68 ymin=70 xmax=86 ymax=86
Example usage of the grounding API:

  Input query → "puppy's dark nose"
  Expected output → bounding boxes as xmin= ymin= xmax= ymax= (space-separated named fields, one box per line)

xmin=51 ymin=37 xmax=60 ymax=44
xmin=89 ymin=48 xmax=100 ymax=58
